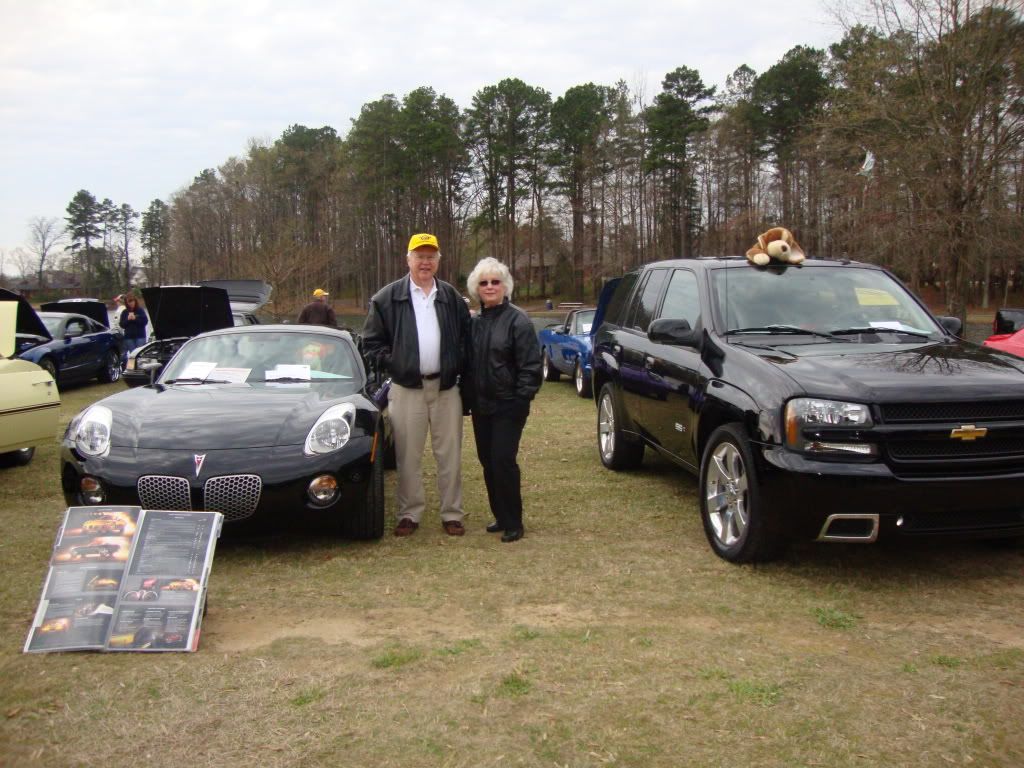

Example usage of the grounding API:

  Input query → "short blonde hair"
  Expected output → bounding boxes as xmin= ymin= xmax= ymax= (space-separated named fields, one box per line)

xmin=467 ymin=257 xmax=514 ymax=303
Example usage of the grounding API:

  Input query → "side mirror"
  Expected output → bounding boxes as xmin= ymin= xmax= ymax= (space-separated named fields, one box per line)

xmin=648 ymin=318 xmax=701 ymax=349
xmin=937 ymin=316 xmax=963 ymax=337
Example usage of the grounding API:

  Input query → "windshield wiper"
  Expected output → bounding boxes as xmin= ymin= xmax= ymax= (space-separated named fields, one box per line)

xmin=726 ymin=325 xmax=852 ymax=342
xmin=257 ymin=377 xmax=315 ymax=383
xmin=164 ymin=378 xmax=234 ymax=385
xmin=829 ymin=326 xmax=933 ymax=338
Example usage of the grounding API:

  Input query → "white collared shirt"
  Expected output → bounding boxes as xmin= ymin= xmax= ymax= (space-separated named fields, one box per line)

xmin=411 ymin=279 xmax=441 ymax=376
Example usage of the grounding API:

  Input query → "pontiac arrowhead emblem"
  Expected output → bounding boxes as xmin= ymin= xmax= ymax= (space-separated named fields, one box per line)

xmin=950 ymin=425 xmax=987 ymax=441
xmin=194 ymin=454 xmax=207 ymax=476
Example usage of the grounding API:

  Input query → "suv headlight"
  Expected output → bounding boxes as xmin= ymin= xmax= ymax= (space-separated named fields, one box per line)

xmin=784 ymin=398 xmax=876 ymax=456
xmin=304 ymin=403 xmax=356 ymax=456
xmin=72 ymin=406 xmax=113 ymax=457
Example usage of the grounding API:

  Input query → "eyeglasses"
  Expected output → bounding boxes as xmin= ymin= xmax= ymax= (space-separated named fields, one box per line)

xmin=411 ymin=253 xmax=439 ymax=261
xmin=478 ymin=279 xmax=502 ymax=287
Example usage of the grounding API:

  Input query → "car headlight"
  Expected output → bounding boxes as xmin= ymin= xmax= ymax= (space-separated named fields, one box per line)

xmin=73 ymin=406 xmax=113 ymax=457
xmin=304 ymin=403 xmax=356 ymax=456
xmin=784 ymin=398 xmax=876 ymax=456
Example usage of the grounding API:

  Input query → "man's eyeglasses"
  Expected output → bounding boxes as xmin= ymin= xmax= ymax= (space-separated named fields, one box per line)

xmin=411 ymin=253 xmax=439 ymax=261
xmin=478 ymin=279 xmax=502 ymax=287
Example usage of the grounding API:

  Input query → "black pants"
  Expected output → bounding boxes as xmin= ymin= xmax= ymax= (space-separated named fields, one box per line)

xmin=472 ymin=401 xmax=529 ymax=531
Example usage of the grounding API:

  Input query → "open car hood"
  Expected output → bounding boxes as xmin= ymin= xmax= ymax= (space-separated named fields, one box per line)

xmin=0 ymin=288 xmax=52 ymax=353
xmin=142 ymin=285 xmax=234 ymax=340
xmin=197 ymin=279 xmax=272 ymax=314
xmin=40 ymin=299 xmax=110 ymax=328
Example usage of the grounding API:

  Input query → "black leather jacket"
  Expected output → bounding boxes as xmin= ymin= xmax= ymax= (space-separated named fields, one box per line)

xmin=468 ymin=300 xmax=542 ymax=415
xmin=361 ymin=275 xmax=470 ymax=390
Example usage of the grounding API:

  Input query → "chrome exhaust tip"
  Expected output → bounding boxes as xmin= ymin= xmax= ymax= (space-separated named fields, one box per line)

xmin=817 ymin=513 xmax=879 ymax=543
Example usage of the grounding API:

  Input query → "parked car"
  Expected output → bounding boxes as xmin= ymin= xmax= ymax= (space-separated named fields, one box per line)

xmin=123 ymin=281 xmax=271 ymax=387
xmin=1 ymin=289 xmax=123 ymax=388
xmin=539 ymin=307 xmax=596 ymax=397
xmin=62 ymin=324 xmax=390 ymax=539
xmin=984 ymin=328 xmax=1024 ymax=359
xmin=992 ymin=307 xmax=1024 ymax=335
xmin=0 ymin=293 xmax=61 ymax=466
xmin=592 ymin=257 xmax=1024 ymax=563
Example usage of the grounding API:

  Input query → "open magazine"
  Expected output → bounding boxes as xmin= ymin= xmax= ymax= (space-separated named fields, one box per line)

xmin=25 ymin=506 xmax=222 ymax=653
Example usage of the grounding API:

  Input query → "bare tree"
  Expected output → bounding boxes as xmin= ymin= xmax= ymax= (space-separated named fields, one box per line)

xmin=27 ymin=216 xmax=66 ymax=288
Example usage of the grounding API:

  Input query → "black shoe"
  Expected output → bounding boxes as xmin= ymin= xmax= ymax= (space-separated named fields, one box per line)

xmin=501 ymin=528 xmax=524 ymax=543
xmin=486 ymin=522 xmax=503 ymax=533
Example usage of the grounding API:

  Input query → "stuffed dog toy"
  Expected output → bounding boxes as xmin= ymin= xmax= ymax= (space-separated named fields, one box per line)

xmin=746 ymin=227 xmax=805 ymax=266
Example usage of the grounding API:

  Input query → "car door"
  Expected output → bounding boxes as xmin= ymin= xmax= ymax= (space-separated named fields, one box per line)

xmin=637 ymin=269 xmax=706 ymax=469
xmin=618 ymin=269 xmax=670 ymax=438
xmin=61 ymin=317 xmax=94 ymax=378
xmin=552 ymin=310 xmax=579 ymax=374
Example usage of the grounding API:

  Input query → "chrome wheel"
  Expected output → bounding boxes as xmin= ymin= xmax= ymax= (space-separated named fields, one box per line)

xmin=598 ymin=391 xmax=615 ymax=461
xmin=704 ymin=441 xmax=749 ymax=547
xmin=543 ymin=353 xmax=550 ymax=379
xmin=575 ymin=361 xmax=584 ymax=394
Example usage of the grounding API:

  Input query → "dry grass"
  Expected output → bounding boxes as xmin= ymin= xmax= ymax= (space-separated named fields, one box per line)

xmin=1 ymin=376 xmax=1023 ymax=767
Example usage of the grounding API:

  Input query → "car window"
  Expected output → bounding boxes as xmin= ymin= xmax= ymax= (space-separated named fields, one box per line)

xmin=627 ymin=269 xmax=668 ymax=333
xmin=41 ymin=316 xmax=63 ymax=335
xmin=603 ymin=271 xmax=639 ymax=327
xmin=67 ymin=318 xmax=87 ymax=336
xmin=574 ymin=310 xmax=595 ymax=335
xmin=162 ymin=332 xmax=359 ymax=382
xmin=658 ymin=270 xmax=700 ymax=328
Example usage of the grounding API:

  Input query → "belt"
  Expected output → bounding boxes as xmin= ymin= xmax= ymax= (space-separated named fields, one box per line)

xmin=422 ymin=372 xmax=441 ymax=381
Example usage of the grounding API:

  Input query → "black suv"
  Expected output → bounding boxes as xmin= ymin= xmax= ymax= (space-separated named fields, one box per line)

xmin=592 ymin=257 xmax=1024 ymax=563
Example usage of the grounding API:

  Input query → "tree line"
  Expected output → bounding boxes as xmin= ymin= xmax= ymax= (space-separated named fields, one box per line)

xmin=31 ymin=1 xmax=1024 ymax=323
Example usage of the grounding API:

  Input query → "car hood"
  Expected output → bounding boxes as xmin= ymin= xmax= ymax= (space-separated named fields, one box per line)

xmin=197 ymin=280 xmax=272 ymax=314
xmin=40 ymin=299 xmax=110 ymax=328
xmin=0 ymin=288 xmax=51 ymax=351
xmin=103 ymin=381 xmax=365 ymax=449
xmin=749 ymin=339 xmax=1024 ymax=402
xmin=142 ymin=286 xmax=234 ymax=340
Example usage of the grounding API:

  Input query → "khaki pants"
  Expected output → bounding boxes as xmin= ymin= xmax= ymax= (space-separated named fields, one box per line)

xmin=388 ymin=380 xmax=464 ymax=523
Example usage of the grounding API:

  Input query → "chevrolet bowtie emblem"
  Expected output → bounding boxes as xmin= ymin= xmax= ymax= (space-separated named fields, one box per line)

xmin=194 ymin=454 xmax=207 ymax=476
xmin=950 ymin=425 xmax=987 ymax=441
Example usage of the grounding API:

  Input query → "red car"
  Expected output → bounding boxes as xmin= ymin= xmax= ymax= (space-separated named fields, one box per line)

xmin=983 ymin=328 xmax=1024 ymax=358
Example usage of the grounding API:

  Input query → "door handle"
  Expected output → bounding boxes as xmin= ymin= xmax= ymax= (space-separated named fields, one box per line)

xmin=33 ymin=380 xmax=54 ymax=387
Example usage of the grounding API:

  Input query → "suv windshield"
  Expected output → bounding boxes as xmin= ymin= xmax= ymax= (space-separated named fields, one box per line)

xmin=711 ymin=265 xmax=941 ymax=341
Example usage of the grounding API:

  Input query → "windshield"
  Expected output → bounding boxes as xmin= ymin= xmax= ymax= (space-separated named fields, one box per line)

xmin=161 ymin=331 xmax=359 ymax=384
xmin=711 ymin=265 xmax=941 ymax=341
xmin=41 ymin=316 xmax=65 ymax=335
xmin=577 ymin=310 xmax=595 ymax=334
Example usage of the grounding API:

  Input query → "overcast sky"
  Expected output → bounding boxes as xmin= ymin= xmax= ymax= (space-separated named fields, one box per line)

xmin=0 ymin=0 xmax=843 ymax=270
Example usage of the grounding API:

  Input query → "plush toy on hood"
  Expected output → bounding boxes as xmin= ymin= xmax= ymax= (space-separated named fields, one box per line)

xmin=745 ymin=227 xmax=805 ymax=266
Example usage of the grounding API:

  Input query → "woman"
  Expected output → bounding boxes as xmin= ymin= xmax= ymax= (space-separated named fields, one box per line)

xmin=119 ymin=292 xmax=149 ymax=355
xmin=466 ymin=257 xmax=542 ymax=542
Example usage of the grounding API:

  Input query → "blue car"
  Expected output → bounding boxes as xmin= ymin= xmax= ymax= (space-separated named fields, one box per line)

xmin=538 ymin=307 xmax=595 ymax=398
xmin=1 ymin=291 xmax=124 ymax=388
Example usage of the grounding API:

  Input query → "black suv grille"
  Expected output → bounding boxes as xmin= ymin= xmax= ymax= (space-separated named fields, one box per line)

xmin=879 ymin=400 xmax=1024 ymax=477
xmin=880 ymin=401 xmax=1024 ymax=423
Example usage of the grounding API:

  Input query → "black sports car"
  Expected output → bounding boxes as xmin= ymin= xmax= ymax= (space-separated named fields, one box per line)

xmin=62 ymin=325 xmax=389 ymax=538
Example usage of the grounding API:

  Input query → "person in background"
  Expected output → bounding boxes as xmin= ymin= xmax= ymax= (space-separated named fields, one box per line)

xmin=119 ymin=293 xmax=149 ymax=355
xmin=465 ymin=257 xmax=541 ymax=543
xmin=297 ymin=288 xmax=338 ymax=327
xmin=362 ymin=233 xmax=471 ymax=537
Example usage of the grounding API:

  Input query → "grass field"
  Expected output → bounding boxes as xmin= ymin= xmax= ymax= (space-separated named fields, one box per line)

xmin=1 ymin=375 xmax=1022 ymax=767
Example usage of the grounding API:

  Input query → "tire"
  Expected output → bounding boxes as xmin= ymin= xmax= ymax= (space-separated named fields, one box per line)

xmin=0 ymin=447 xmax=35 ymax=467
xmin=596 ymin=383 xmax=644 ymax=470
xmin=97 ymin=350 xmax=122 ymax=383
xmin=574 ymin=359 xmax=592 ymax=399
xmin=341 ymin=446 xmax=385 ymax=540
xmin=39 ymin=357 xmax=58 ymax=385
xmin=699 ymin=424 xmax=784 ymax=563
xmin=542 ymin=349 xmax=560 ymax=382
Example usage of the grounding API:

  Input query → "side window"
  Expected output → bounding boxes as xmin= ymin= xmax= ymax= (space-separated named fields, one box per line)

xmin=629 ymin=269 xmax=668 ymax=333
xmin=658 ymin=270 xmax=701 ymax=328
xmin=67 ymin=319 xmax=87 ymax=336
xmin=603 ymin=271 xmax=639 ymax=327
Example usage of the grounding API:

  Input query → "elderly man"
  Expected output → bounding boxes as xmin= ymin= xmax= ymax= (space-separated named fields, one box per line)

xmin=362 ymin=233 xmax=471 ymax=536
xmin=297 ymin=288 xmax=338 ymax=327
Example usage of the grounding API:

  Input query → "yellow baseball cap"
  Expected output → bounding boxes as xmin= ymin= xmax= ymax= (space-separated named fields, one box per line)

xmin=408 ymin=233 xmax=439 ymax=252
xmin=312 ymin=288 xmax=329 ymax=297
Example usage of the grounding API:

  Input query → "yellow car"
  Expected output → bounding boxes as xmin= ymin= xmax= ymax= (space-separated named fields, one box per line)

xmin=0 ymin=296 xmax=60 ymax=466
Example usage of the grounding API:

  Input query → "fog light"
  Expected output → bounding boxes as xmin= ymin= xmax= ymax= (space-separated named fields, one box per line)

xmin=307 ymin=475 xmax=339 ymax=506
xmin=80 ymin=476 xmax=106 ymax=504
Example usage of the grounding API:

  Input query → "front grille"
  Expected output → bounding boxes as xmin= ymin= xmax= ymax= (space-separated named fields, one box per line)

xmin=138 ymin=475 xmax=192 ymax=510
xmin=204 ymin=474 xmax=262 ymax=522
xmin=889 ymin=437 xmax=1024 ymax=460
xmin=880 ymin=401 xmax=1024 ymax=423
